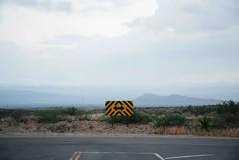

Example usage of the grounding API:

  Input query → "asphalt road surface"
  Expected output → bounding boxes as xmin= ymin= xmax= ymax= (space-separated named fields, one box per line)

xmin=0 ymin=135 xmax=238 ymax=160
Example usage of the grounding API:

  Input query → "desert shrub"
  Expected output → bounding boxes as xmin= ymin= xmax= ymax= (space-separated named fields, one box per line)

xmin=19 ymin=117 xmax=29 ymax=124
xmin=63 ymin=106 xmax=77 ymax=116
xmin=78 ymin=114 xmax=91 ymax=120
xmin=107 ymin=110 xmax=153 ymax=124
xmin=47 ymin=125 xmax=56 ymax=132
xmin=195 ymin=106 xmax=217 ymax=116
xmin=35 ymin=107 xmax=89 ymax=123
xmin=99 ymin=114 xmax=108 ymax=121
xmin=155 ymin=114 xmax=186 ymax=127
xmin=211 ymin=115 xmax=226 ymax=128
xmin=182 ymin=105 xmax=217 ymax=116
xmin=198 ymin=116 xmax=211 ymax=131
xmin=183 ymin=105 xmax=217 ymax=116
xmin=217 ymin=101 xmax=239 ymax=116
xmin=0 ymin=109 xmax=14 ymax=118
xmin=129 ymin=111 xmax=152 ymax=123
xmin=182 ymin=106 xmax=195 ymax=114
xmin=153 ymin=111 xmax=166 ymax=116
xmin=35 ymin=109 xmax=66 ymax=123
xmin=216 ymin=100 xmax=239 ymax=127
xmin=75 ymin=109 xmax=88 ymax=116
xmin=10 ymin=110 xmax=24 ymax=123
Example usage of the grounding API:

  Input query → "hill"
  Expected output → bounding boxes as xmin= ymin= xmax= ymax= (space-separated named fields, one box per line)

xmin=0 ymin=90 xmax=83 ymax=106
xmin=134 ymin=93 xmax=222 ymax=106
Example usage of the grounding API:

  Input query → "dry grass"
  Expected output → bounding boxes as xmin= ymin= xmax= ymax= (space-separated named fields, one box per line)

xmin=150 ymin=126 xmax=191 ymax=135
xmin=1 ymin=115 xmax=239 ymax=137
xmin=194 ymin=128 xmax=239 ymax=137
xmin=89 ymin=113 xmax=105 ymax=121
xmin=186 ymin=116 xmax=202 ymax=120
xmin=150 ymin=126 xmax=239 ymax=137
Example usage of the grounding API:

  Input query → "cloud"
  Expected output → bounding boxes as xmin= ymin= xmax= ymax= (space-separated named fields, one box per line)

xmin=0 ymin=0 xmax=136 ymax=13
xmin=129 ymin=0 xmax=239 ymax=33
xmin=0 ymin=0 xmax=157 ymax=49
xmin=0 ymin=0 xmax=238 ymax=87
xmin=183 ymin=0 xmax=239 ymax=32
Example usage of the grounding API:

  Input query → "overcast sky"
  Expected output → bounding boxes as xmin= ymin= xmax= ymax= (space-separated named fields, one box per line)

xmin=0 ymin=0 xmax=239 ymax=88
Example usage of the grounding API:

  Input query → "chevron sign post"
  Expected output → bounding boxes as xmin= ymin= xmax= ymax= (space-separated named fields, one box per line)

xmin=105 ymin=100 xmax=134 ymax=127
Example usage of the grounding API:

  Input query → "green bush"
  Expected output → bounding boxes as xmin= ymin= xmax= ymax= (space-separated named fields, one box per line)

xmin=78 ymin=114 xmax=91 ymax=120
xmin=198 ymin=116 xmax=210 ymax=131
xmin=75 ymin=109 xmax=88 ymax=116
xmin=211 ymin=115 xmax=226 ymax=128
xmin=34 ymin=107 xmax=89 ymax=123
xmin=182 ymin=106 xmax=195 ymax=114
xmin=107 ymin=110 xmax=153 ymax=124
xmin=155 ymin=114 xmax=186 ymax=127
xmin=129 ymin=111 xmax=152 ymax=123
xmin=182 ymin=106 xmax=217 ymax=116
xmin=99 ymin=114 xmax=108 ymax=121
xmin=153 ymin=111 xmax=166 ymax=116
xmin=195 ymin=106 xmax=216 ymax=116
xmin=63 ymin=107 xmax=77 ymax=116
xmin=216 ymin=100 xmax=239 ymax=126
xmin=11 ymin=111 xmax=24 ymax=123
xmin=47 ymin=125 xmax=56 ymax=132
xmin=35 ymin=109 xmax=66 ymax=123
xmin=0 ymin=109 xmax=14 ymax=118
xmin=217 ymin=101 xmax=239 ymax=116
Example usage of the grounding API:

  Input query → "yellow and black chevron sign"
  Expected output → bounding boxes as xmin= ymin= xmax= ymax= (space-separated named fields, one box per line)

xmin=105 ymin=101 xmax=134 ymax=116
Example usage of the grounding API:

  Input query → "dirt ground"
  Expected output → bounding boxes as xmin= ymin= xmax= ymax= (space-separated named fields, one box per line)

xmin=1 ymin=120 xmax=239 ymax=137
xmin=0 ymin=120 xmax=154 ymax=135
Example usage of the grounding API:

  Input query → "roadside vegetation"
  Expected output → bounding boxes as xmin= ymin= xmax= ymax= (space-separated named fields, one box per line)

xmin=0 ymin=107 xmax=90 ymax=125
xmin=0 ymin=100 xmax=239 ymax=137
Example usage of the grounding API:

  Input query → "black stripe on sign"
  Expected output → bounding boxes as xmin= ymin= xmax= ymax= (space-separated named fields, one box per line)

xmin=123 ymin=101 xmax=134 ymax=113
xmin=115 ymin=111 xmax=124 ymax=116
xmin=123 ymin=111 xmax=130 ymax=116
xmin=109 ymin=111 xmax=115 ymax=116
xmin=105 ymin=108 xmax=112 ymax=116
xmin=115 ymin=101 xmax=123 ymax=105
xmin=128 ymin=101 xmax=133 ymax=107
xmin=105 ymin=101 xmax=115 ymax=112
xmin=121 ymin=111 xmax=126 ymax=116
xmin=126 ymin=108 xmax=133 ymax=116
xmin=105 ymin=101 xmax=110 ymax=106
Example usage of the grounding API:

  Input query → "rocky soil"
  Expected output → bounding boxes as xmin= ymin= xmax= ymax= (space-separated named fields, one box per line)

xmin=0 ymin=120 xmax=155 ymax=136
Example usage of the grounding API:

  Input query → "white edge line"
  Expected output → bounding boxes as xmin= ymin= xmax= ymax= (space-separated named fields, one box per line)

xmin=114 ymin=152 xmax=127 ymax=154
xmin=80 ymin=151 xmax=165 ymax=159
xmin=74 ymin=152 xmax=81 ymax=160
xmin=81 ymin=152 xmax=154 ymax=155
xmin=69 ymin=152 xmax=77 ymax=160
xmin=82 ymin=152 xmax=113 ymax=154
xmin=165 ymin=154 xmax=214 ymax=159
xmin=154 ymin=153 xmax=165 ymax=160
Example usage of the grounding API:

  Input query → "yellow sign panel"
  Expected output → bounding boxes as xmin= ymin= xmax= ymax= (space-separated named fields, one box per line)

xmin=105 ymin=101 xmax=134 ymax=116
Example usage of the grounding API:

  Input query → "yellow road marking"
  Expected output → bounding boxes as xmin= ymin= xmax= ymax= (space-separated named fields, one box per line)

xmin=75 ymin=152 xmax=81 ymax=160
xmin=69 ymin=152 xmax=77 ymax=160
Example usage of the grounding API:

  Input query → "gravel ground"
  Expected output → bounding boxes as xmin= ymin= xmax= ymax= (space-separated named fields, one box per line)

xmin=0 ymin=120 xmax=155 ymax=136
xmin=1 ymin=120 xmax=239 ymax=138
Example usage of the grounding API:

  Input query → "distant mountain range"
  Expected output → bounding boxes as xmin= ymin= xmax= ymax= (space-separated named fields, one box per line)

xmin=0 ymin=89 xmax=222 ymax=108
xmin=133 ymin=93 xmax=222 ymax=106
xmin=0 ymin=90 xmax=83 ymax=106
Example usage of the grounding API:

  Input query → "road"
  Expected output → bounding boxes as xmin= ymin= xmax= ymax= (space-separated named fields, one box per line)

xmin=0 ymin=135 xmax=238 ymax=160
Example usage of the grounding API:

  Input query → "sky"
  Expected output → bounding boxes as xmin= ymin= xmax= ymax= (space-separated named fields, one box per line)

xmin=0 ymin=0 xmax=239 ymax=100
